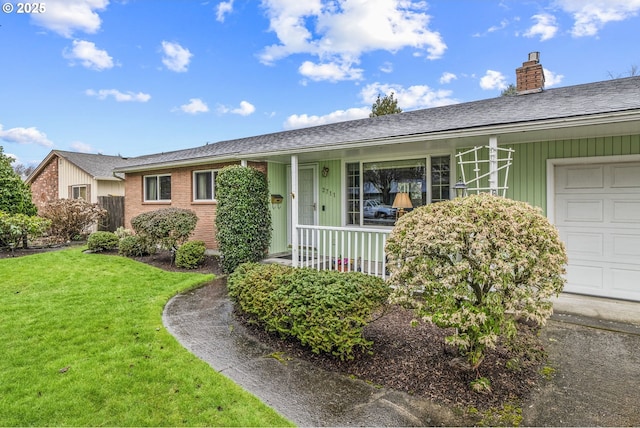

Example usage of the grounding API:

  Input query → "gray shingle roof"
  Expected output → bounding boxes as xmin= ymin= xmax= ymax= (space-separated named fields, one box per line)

xmin=116 ymin=76 xmax=640 ymax=171
xmin=55 ymin=151 xmax=128 ymax=179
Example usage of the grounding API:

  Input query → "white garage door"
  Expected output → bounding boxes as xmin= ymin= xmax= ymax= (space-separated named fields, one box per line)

xmin=555 ymin=162 xmax=640 ymax=301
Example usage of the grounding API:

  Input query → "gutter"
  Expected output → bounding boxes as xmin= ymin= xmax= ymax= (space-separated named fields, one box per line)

xmin=112 ymin=109 xmax=640 ymax=172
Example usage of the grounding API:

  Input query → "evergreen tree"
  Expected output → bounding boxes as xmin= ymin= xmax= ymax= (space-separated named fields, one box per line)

xmin=0 ymin=146 xmax=37 ymax=215
xmin=370 ymin=92 xmax=402 ymax=117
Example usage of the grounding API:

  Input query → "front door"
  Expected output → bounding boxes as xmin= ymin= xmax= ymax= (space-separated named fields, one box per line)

xmin=287 ymin=165 xmax=318 ymax=246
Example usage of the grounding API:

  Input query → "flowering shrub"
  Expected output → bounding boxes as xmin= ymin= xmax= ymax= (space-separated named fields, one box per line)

xmin=40 ymin=198 xmax=106 ymax=241
xmin=386 ymin=193 xmax=567 ymax=368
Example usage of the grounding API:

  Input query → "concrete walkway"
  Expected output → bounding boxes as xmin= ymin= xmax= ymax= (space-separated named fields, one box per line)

xmin=163 ymin=280 xmax=640 ymax=427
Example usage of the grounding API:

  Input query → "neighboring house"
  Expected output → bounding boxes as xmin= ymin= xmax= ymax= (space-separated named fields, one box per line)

xmin=114 ymin=53 xmax=640 ymax=302
xmin=27 ymin=150 xmax=127 ymax=231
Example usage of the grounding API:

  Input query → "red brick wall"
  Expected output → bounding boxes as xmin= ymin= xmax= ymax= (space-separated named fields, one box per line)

xmin=124 ymin=161 xmax=267 ymax=250
xmin=29 ymin=156 xmax=59 ymax=213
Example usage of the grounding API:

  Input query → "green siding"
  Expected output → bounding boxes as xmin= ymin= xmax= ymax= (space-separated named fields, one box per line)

xmin=318 ymin=159 xmax=342 ymax=227
xmin=458 ymin=134 xmax=640 ymax=214
xmin=267 ymin=162 xmax=288 ymax=254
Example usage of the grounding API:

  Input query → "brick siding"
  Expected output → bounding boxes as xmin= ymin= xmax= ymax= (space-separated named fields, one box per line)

xmin=29 ymin=156 xmax=59 ymax=213
xmin=124 ymin=161 xmax=267 ymax=250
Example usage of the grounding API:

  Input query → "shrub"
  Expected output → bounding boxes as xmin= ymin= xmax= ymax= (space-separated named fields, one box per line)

xmin=0 ymin=212 xmax=51 ymax=249
xmin=215 ymin=165 xmax=271 ymax=273
xmin=40 ymin=198 xmax=107 ymax=241
xmin=130 ymin=208 xmax=198 ymax=257
xmin=114 ymin=226 xmax=133 ymax=239
xmin=175 ymin=240 xmax=206 ymax=269
xmin=118 ymin=235 xmax=156 ymax=257
xmin=386 ymin=193 xmax=567 ymax=369
xmin=0 ymin=147 xmax=37 ymax=216
xmin=228 ymin=263 xmax=390 ymax=360
xmin=87 ymin=231 xmax=119 ymax=252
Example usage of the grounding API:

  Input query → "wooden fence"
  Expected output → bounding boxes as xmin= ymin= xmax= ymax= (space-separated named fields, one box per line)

xmin=98 ymin=196 xmax=124 ymax=232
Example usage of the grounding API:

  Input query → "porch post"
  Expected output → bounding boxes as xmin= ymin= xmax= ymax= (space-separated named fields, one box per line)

xmin=489 ymin=135 xmax=498 ymax=195
xmin=291 ymin=155 xmax=299 ymax=267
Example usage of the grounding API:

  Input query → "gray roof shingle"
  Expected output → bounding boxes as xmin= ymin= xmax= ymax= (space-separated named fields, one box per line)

xmin=116 ymin=76 xmax=640 ymax=171
xmin=54 ymin=151 xmax=128 ymax=179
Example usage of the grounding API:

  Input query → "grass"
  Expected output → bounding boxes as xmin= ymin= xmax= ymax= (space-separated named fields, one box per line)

xmin=0 ymin=248 xmax=293 ymax=427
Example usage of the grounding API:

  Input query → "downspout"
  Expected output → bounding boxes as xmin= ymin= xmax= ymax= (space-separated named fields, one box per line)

xmin=291 ymin=155 xmax=299 ymax=267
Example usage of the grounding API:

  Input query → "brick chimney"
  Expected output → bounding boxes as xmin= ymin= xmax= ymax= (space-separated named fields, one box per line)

xmin=516 ymin=52 xmax=545 ymax=94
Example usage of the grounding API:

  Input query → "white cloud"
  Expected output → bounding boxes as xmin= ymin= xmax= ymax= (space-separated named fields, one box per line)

xmin=178 ymin=98 xmax=209 ymax=115
xmin=216 ymin=0 xmax=235 ymax=22
xmin=480 ymin=70 xmax=508 ymax=91
xmin=69 ymin=141 xmax=94 ymax=153
xmin=360 ymin=82 xmax=458 ymax=109
xmin=30 ymin=0 xmax=109 ymax=38
xmin=63 ymin=40 xmax=114 ymax=70
xmin=86 ymin=89 xmax=151 ymax=102
xmin=284 ymin=107 xmax=370 ymax=130
xmin=161 ymin=41 xmax=193 ymax=72
xmin=439 ymin=72 xmax=457 ymax=84
xmin=543 ymin=68 xmax=564 ymax=87
xmin=524 ymin=13 xmax=558 ymax=41
xmin=379 ymin=62 xmax=393 ymax=73
xmin=218 ymin=101 xmax=256 ymax=116
xmin=557 ymin=0 xmax=640 ymax=37
xmin=299 ymin=60 xmax=363 ymax=82
xmin=259 ymin=0 xmax=446 ymax=82
xmin=0 ymin=124 xmax=54 ymax=147
xmin=284 ymin=81 xmax=458 ymax=130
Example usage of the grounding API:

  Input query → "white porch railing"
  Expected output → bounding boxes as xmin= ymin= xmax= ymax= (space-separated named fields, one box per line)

xmin=294 ymin=225 xmax=391 ymax=279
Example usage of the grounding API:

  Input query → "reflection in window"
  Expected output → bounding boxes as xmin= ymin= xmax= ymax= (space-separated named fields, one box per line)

xmin=363 ymin=159 xmax=426 ymax=226
xmin=346 ymin=156 xmax=450 ymax=227
xmin=72 ymin=185 xmax=87 ymax=200
xmin=193 ymin=170 xmax=218 ymax=201
xmin=144 ymin=174 xmax=171 ymax=201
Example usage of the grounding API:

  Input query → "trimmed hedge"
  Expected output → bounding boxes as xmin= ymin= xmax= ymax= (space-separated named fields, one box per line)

xmin=215 ymin=165 xmax=271 ymax=273
xmin=87 ymin=231 xmax=119 ymax=252
xmin=175 ymin=240 xmax=206 ymax=269
xmin=228 ymin=263 xmax=390 ymax=360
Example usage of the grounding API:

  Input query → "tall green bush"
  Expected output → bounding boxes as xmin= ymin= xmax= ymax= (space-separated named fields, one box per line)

xmin=386 ymin=193 xmax=567 ymax=369
xmin=215 ymin=165 xmax=271 ymax=273
xmin=130 ymin=208 xmax=198 ymax=257
xmin=228 ymin=263 xmax=390 ymax=360
xmin=0 ymin=147 xmax=37 ymax=216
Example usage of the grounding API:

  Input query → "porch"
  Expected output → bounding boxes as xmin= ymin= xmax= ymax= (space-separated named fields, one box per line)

xmin=266 ymin=224 xmax=391 ymax=279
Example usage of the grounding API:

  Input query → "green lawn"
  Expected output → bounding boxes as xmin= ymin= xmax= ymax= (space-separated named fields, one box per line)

xmin=0 ymin=248 xmax=292 ymax=427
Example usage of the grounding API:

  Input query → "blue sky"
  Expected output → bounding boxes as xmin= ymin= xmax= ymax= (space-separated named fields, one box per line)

xmin=1 ymin=0 xmax=639 ymax=167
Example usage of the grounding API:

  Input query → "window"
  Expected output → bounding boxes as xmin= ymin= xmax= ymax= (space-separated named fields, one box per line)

xmin=144 ymin=174 xmax=171 ymax=201
xmin=193 ymin=170 xmax=218 ymax=201
xmin=71 ymin=185 xmax=87 ymax=200
xmin=346 ymin=155 xmax=450 ymax=226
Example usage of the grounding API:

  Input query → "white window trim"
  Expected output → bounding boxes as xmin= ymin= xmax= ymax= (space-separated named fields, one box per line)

xmin=72 ymin=185 xmax=87 ymax=200
xmin=192 ymin=169 xmax=219 ymax=201
xmin=144 ymin=174 xmax=171 ymax=202
xmin=342 ymin=152 xmax=454 ymax=228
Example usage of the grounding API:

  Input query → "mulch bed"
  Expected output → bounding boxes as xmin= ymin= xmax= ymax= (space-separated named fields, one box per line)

xmin=3 ymin=245 xmax=546 ymax=412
